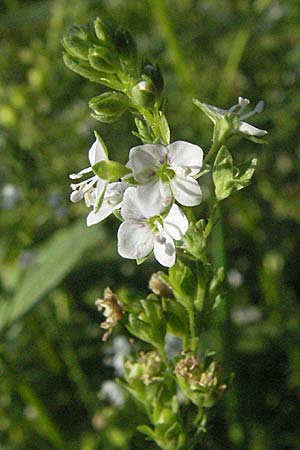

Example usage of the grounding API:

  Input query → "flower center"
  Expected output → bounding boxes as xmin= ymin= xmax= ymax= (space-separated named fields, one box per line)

xmin=156 ymin=162 xmax=175 ymax=181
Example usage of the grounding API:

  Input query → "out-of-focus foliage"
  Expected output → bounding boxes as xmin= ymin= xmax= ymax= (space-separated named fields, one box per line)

xmin=0 ymin=0 xmax=299 ymax=449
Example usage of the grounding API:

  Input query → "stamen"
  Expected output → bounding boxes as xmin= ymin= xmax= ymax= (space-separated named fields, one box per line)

xmin=240 ymin=100 xmax=264 ymax=121
xmin=238 ymin=97 xmax=250 ymax=114
xmin=69 ymin=166 xmax=93 ymax=179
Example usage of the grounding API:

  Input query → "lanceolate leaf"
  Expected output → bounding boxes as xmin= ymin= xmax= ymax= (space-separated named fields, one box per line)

xmin=0 ymin=220 xmax=106 ymax=335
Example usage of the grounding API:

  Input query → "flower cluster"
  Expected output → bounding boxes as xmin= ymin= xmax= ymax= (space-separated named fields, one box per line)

xmin=70 ymin=137 xmax=203 ymax=267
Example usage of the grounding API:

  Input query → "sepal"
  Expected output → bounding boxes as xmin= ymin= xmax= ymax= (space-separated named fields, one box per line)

xmin=92 ymin=160 xmax=131 ymax=182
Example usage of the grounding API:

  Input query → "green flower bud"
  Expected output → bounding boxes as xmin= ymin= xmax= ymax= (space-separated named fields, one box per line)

xmin=89 ymin=92 xmax=128 ymax=123
xmin=88 ymin=46 xmax=119 ymax=73
xmin=62 ymin=25 xmax=92 ymax=61
xmin=131 ymin=80 xmax=156 ymax=109
xmin=94 ymin=17 xmax=114 ymax=45
xmin=143 ymin=64 xmax=164 ymax=95
xmin=63 ymin=53 xmax=106 ymax=83
xmin=114 ymin=27 xmax=137 ymax=71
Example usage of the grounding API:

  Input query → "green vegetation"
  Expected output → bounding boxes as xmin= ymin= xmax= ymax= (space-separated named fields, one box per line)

xmin=1 ymin=1 xmax=300 ymax=449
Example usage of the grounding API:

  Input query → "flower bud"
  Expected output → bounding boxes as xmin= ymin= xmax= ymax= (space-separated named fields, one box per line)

xmin=131 ymin=80 xmax=156 ymax=109
xmin=62 ymin=26 xmax=91 ymax=61
xmin=114 ymin=27 xmax=137 ymax=71
xmin=63 ymin=53 xmax=106 ymax=83
xmin=89 ymin=92 xmax=128 ymax=123
xmin=88 ymin=46 xmax=119 ymax=73
xmin=94 ymin=17 xmax=114 ymax=45
xmin=143 ymin=64 xmax=164 ymax=95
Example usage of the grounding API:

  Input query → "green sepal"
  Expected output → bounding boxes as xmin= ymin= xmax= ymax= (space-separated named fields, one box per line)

xmin=133 ymin=118 xmax=154 ymax=144
xmin=112 ymin=209 xmax=123 ymax=222
xmin=88 ymin=46 xmax=119 ymax=73
xmin=158 ymin=112 xmax=170 ymax=145
xmin=62 ymin=25 xmax=94 ymax=61
xmin=92 ymin=160 xmax=131 ymax=182
xmin=94 ymin=181 xmax=108 ymax=213
xmin=136 ymin=256 xmax=148 ymax=265
xmin=94 ymin=17 xmax=114 ymax=46
xmin=93 ymin=130 xmax=109 ymax=158
xmin=63 ymin=53 xmax=107 ymax=83
xmin=137 ymin=425 xmax=157 ymax=440
xmin=193 ymin=98 xmax=218 ymax=124
xmin=114 ymin=26 xmax=138 ymax=72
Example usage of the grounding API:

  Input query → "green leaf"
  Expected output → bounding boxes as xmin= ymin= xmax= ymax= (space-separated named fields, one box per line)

xmin=213 ymin=146 xmax=234 ymax=200
xmin=0 ymin=221 xmax=106 ymax=335
xmin=233 ymin=158 xmax=257 ymax=191
xmin=158 ymin=112 xmax=170 ymax=145
xmin=92 ymin=160 xmax=131 ymax=181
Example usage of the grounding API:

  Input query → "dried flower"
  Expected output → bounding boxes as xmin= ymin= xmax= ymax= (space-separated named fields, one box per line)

xmin=148 ymin=272 xmax=173 ymax=298
xmin=95 ymin=287 xmax=123 ymax=341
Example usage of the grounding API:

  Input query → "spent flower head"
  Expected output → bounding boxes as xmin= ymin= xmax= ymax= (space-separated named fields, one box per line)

xmin=95 ymin=287 xmax=123 ymax=341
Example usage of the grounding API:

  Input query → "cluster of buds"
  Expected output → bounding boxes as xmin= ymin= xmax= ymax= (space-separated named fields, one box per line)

xmin=62 ymin=18 xmax=164 ymax=125
xmin=174 ymin=352 xmax=227 ymax=407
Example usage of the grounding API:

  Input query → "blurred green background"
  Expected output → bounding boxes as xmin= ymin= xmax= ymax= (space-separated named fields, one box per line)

xmin=1 ymin=0 xmax=300 ymax=449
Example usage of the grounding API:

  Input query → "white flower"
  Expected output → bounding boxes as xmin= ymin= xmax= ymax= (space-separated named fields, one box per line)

xmin=86 ymin=181 xmax=127 ymax=226
xmin=129 ymin=141 xmax=203 ymax=216
xmin=70 ymin=137 xmax=107 ymax=205
xmin=117 ymin=187 xmax=188 ymax=267
xmin=70 ymin=137 xmax=127 ymax=225
xmin=202 ymin=97 xmax=267 ymax=137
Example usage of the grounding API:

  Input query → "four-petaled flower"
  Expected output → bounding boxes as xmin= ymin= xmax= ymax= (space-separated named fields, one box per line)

xmin=70 ymin=137 xmax=127 ymax=225
xmin=202 ymin=97 xmax=267 ymax=138
xmin=128 ymin=141 xmax=203 ymax=216
xmin=117 ymin=187 xmax=188 ymax=267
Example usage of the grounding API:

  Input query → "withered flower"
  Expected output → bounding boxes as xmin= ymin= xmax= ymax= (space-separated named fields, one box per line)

xmin=95 ymin=287 xmax=123 ymax=341
xmin=148 ymin=271 xmax=173 ymax=298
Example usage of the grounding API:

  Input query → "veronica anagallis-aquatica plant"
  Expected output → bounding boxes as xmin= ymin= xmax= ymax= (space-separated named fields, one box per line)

xmin=62 ymin=17 xmax=267 ymax=449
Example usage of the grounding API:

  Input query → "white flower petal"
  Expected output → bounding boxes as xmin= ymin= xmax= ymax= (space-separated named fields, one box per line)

xmin=170 ymin=175 xmax=202 ymax=206
xmin=238 ymin=121 xmax=268 ymax=137
xmin=153 ymin=228 xmax=176 ymax=267
xmin=121 ymin=187 xmax=145 ymax=221
xmin=87 ymin=204 xmax=115 ymax=226
xmin=129 ymin=144 xmax=167 ymax=184
xmin=118 ymin=221 xmax=154 ymax=259
xmin=69 ymin=167 xmax=93 ymax=179
xmin=163 ymin=204 xmax=188 ymax=240
xmin=88 ymin=138 xmax=107 ymax=165
xmin=167 ymin=141 xmax=203 ymax=176
xmin=137 ymin=180 xmax=167 ymax=216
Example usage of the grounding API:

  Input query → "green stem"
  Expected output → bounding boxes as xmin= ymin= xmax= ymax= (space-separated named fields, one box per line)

xmin=211 ymin=204 xmax=250 ymax=449
xmin=204 ymin=134 xmax=228 ymax=165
